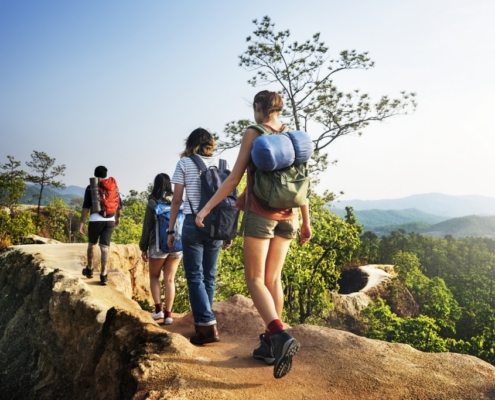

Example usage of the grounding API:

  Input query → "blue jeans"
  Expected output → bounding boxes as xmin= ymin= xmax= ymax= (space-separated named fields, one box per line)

xmin=182 ymin=215 xmax=222 ymax=325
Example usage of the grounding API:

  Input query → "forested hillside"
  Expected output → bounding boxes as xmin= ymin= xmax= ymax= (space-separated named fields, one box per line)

xmin=422 ymin=215 xmax=495 ymax=238
xmin=356 ymin=229 xmax=495 ymax=365
xmin=339 ymin=211 xmax=495 ymax=238
xmin=330 ymin=207 xmax=446 ymax=229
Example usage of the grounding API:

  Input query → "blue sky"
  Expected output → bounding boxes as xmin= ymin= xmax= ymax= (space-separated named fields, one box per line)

xmin=1 ymin=0 xmax=494 ymax=201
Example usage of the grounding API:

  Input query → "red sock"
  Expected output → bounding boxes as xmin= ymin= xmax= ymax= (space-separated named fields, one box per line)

xmin=265 ymin=319 xmax=284 ymax=341
xmin=165 ymin=311 xmax=172 ymax=318
xmin=155 ymin=304 xmax=162 ymax=313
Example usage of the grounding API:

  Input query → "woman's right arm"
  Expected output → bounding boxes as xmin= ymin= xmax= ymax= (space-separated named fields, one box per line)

xmin=195 ymin=128 xmax=259 ymax=227
xmin=167 ymin=183 xmax=184 ymax=249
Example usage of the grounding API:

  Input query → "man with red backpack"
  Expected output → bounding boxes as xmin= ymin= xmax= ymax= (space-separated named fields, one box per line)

xmin=79 ymin=165 xmax=122 ymax=286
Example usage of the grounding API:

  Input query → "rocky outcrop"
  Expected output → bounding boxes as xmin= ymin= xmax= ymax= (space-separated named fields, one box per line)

xmin=332 ymin=264 xmax=420 ymax=320
xmin=1 ymin=245 xmax=495 ymax=400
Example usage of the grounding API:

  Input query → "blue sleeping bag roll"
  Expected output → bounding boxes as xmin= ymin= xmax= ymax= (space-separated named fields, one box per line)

xmin=251 ymin=130 xmax=313 ymax=172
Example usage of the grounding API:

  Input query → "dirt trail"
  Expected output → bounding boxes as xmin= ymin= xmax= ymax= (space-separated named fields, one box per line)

xmin=146 ymin=314 xmax=338 ymax=400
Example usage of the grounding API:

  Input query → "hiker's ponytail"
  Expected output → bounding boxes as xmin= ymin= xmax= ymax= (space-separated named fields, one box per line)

xmin=253 ymin=90 xmax=284 ymax=117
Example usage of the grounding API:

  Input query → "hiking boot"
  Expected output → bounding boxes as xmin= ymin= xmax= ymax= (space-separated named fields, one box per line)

xmin=151 ymin=311 xmax=164 ymax=320
xmin=100 ymin=274 xmax=108 ymax=286
xmin=190 ymin=324 xmax=220 ymax=345
xmin=253 ymin=334 xmax=275 ymax=365
xmin=271 ymin=330 xmax=300 ymax=379
xmin=82 ymin=267 xmax=93 ymax=279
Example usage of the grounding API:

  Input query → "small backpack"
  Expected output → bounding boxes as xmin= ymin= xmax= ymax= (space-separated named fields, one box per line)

xmin=188 ymin=155 xmax=239 ymax=240
xmin=99 ymin=177 xmax=120 ymax=217
xmin=154 ymin=202 xmax=185 ymax=252
xmin=249 ymin=124 xmax=311 ymax=209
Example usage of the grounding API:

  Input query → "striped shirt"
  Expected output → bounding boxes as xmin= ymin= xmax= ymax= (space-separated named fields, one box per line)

xmin=171 ymin=155 xmax=220 ymax=215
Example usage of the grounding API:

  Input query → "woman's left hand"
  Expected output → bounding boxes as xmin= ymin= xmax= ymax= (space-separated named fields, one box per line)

xmin=195 ymin=208 xmax=209 ymax=228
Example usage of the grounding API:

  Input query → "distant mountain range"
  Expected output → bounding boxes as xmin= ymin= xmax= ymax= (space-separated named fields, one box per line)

xmin=18 ymin=187 xmax=495 ymax=239
xmin=19 ymin=184 xmax=86 ymax=206
xmin=330 ymin=208 xmax=447 ymax=228
xmin=332 ymin=193 xmax=495 ymax=218
xmin=330 ymin=193 xmax=495 ymax=238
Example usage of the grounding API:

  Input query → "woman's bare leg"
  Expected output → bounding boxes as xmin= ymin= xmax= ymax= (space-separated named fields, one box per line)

xmin=162 ymin=256 xmax=180 ymax=312
xmin=149 ymin=257 xmax=165 ymax=305
xmin=244 ymin=236 xmax=292 ymax=321
xmin=264 ymin=235 xmax=292 ymax=318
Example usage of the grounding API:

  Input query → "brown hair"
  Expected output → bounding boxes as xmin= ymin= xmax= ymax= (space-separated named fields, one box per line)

xmin=253 ymin=90 xmax=284 ymax=116
xmin=180 ymin=128 xmax=216 ymax=158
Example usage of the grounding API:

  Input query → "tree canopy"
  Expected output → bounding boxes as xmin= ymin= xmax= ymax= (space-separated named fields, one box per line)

xmin=25 ymin=151 xmax=66 ymax=217
xmin=218 ymin=16 xmax=417 ymax=173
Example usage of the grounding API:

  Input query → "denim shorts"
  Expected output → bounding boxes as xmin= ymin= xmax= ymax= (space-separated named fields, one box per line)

xmin=243 ymin=211 xmax=298 ymax=239
xmin=149 ymin=245 xmax=182 ymax=259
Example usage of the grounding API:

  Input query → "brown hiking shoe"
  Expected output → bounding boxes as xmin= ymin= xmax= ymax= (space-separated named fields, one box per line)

xmin=190 ymin=324 xmax=220 ymax=345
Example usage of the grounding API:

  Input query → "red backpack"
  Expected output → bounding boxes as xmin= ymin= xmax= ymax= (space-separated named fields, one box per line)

xmin=98 ymin=177 xmax=120 ymax=217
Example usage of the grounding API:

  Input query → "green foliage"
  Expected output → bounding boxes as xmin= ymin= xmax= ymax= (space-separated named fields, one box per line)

xmin=43 ymin=196 xmax=69 ymax=242
xmin=358 ymin=230 xmax=495 ymax=365
xmin=0 ymin=155 xmax=26 ymax=215
xmin=25 ymin=151 xmax=66 ymax=217
xmin=216 ymin=235 xmax=249 ymax=301
xmin=468 ymin=317 xmax=495 ymax=365
xmin=393 ymin=251 xmax=428 ymax=290
xmin=113 ymin=192 xmax=147 ymax=244
xmin=360 ymin=231 xmax=380 ymax=264
xmin=359 ymin=299 xmax=449 ymax=352
xmin=132 ymin=296 xmax=154 ymax=312
xmin=122 ymin=188 xmax=150 ymax=208
xmin=283 ymin=197 xmax=362 ymax=325
xmin=112 ymin=217 xmax=142 ymax=244
xmin=172 ymin=263 xmax=193 ymax=314
xmin=0 ymin=209 xmax=36 ymax=247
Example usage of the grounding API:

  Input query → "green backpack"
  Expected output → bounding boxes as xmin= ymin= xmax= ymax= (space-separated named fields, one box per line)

xmin=249 ymin=124 xmax=310 ymax=209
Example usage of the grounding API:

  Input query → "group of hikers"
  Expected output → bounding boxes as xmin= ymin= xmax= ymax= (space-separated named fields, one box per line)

xmin=78 ymin=90 xmax=312 ymax=379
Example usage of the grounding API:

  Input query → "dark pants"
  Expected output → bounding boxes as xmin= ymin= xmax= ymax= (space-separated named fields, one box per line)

xmin=88 ymin=221 xmax=115 ymax=246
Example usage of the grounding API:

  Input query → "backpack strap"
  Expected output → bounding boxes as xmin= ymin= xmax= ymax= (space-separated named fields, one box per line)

xmin=187 ymin=155 xmax=208 ymax=217
xmin=248 ymin=124 xmax=271 ymax=135
xmin=155 ymin=216 xmax=160 ymax=253
xmin=188 ymin=154 xmax=208 ymax=172
xmin=248 ymin=124 xmax=290 ymax=135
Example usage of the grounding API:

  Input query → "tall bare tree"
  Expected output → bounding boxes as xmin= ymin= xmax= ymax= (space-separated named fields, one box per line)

xmin=218 ymin=16 xmax=417 ymax=174
xmin=25 ymin=151 xmax=66 ymax=217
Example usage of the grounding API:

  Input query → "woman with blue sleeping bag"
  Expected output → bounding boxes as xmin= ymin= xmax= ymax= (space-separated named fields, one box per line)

xmin=139 ymin=173 xmax=183 ymax=325
xmin=250 ymin=125 xmax=313 ymax=209
xmin=195 ymin=90 xmax=312 ymax=379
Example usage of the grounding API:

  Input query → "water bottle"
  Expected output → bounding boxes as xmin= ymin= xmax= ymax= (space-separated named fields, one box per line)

xmin=89 ymin=177 xmax=101 ymax=213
